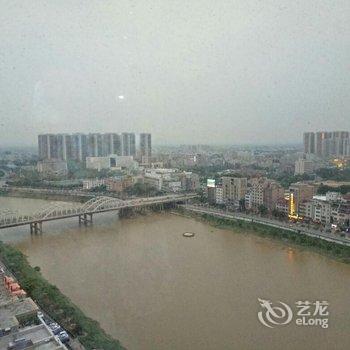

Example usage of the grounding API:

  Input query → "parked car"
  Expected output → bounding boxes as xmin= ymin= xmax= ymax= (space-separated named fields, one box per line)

xmin=49 ymin=323 xmax=62 ymax=335
xmin=58 ymin=331 xmax=69 ymax=343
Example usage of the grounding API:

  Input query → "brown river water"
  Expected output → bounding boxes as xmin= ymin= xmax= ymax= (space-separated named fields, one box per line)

xmin=1 ymin=197 xmax=350 ymax=350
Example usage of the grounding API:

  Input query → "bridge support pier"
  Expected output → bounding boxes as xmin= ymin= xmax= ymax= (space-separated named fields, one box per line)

xmin=119 ymin=207 xmax=133 ymax=218
xmin=158 ymin=203 xmax=164 ymax=211
xmin=30 ymin=222 xmax=42 ymax=234
xmin=79 ymin=213 xmax=93 ymax=226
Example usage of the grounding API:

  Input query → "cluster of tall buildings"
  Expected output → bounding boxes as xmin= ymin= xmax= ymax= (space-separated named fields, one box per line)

xmin=303 ymin=131 xmax=350 ymax=157
xmin=38 ymin=132 xmax=152 ymax=163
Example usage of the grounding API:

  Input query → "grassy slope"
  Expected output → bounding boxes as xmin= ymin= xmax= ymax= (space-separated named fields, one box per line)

xmin=0 ymin=241 xmax=125 ymax=350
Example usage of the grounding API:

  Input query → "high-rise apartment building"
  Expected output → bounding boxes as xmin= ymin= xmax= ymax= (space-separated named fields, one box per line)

xmin=87 ymin=133 xmax=103 ymax=157
xmin=71 ymin=133 xmax=87 ymax=161
xmin=315 ymin=131 xmax=331 ymax=156
xmin=38 ymin=134 xmax=49 ymax=160
xmin=303 ymin=131 xmax=350 ymax=157
xmin=38 ymin=134 xmax=58 ymax=160
xmin=101 ymin=133 xmax=121 ymax=156
xmin=38 ymin=132 xmax=144 ymax=162
xmin=303 ymin=132 xmax=315 ymax=154
xmin=121 ymin=133 xmax=136 ymax=156
xmin=140 ymin=133 xmax=152 ymax=163
xmin=55 ymin=134 xmax=70 ymax=160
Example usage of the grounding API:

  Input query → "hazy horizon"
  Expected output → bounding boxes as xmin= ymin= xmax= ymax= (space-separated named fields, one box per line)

xmin=0 ymin=138 xmax=303 ymax=150
xmin=1 ymin=1 xmax=349 ymax=147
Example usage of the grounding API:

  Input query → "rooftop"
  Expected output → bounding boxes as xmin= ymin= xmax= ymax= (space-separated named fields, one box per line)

xmin=0 ymin=298 xmax=39 ymax=330
xmin=312 ymin=195 xmax=327 ymax=201
xmin=0 ymin=324 xmax=65 ymax=350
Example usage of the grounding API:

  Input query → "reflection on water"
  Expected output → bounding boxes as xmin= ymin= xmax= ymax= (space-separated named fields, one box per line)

xmin=1 ymin=197 xmax=350 ymax=350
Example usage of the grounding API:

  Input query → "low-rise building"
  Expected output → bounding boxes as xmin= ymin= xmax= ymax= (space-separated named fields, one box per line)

xmin=332 ymin=199 xmax=350 ymax=225
xmin=313 ymin=198 xmax=331 ymax=224
xmin=245 ymin=192 xmax=252 ymax=209
xmin=299 ymin=192 xmax=350 ymax=226
xmin=207 ymin=186 xmax=216 ymax=205
xmin=86 ymin=156 xmax=110 ymax=171
xmin=0 ymin=267 xmax=66 ymax=350
xmin=294 ymin=158 xmax=314 ymax=175
xmin=150 ymin=161 xmax=164 ymax=169
xmin=299 ymin=200 xmax=314 ymax=219
xmin=289 ymin=182 xmax=316 ymax=216
xmin=179 ymin=172 xmax=200 ymax=191
xmin=86 ymin=155 xmax=137 ymax=171
xmin=143 ymin=168 xmax=199 ymax=193
xmin=0 ymin=324 xmax=66 ymax=350
xmin=222 ymin=176 xmax=247 ymax=203
xmin=37 ymin=159 xmax=68 ymax=176
xmin=144 ymin=173 xmax=163 ymax=191
xmin=164 ymin=180 xmax=182 ymax=192
xmin=249 ymin=177 xmax=265 ymax=208
xmin=276 ymin=198 xmax=289 ymax=215
xmin=105 ymin=176 xmax=133 ymax=192
xmin=248 ymin=177 xmax=284 ymax=211
xmin=263 ymin=181 xmax=285 ymax=210
xmin=82 ymin=178 xmax=106 ymax=190
xmin=106 ymin=178 xmax=123 ymax=192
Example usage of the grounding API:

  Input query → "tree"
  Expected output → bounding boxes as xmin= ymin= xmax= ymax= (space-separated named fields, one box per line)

xmin=239 ymin=198 xmax=246 ymax=211
xmin=125 ymin=183 xmax=159 ymax=197
xmin=91 ymin=185 xmax=107 ymax=192
xmin=272 ymin=208 xmax=285 ymax=219
xmin=258 ymin=204 xmax=268 ymax=215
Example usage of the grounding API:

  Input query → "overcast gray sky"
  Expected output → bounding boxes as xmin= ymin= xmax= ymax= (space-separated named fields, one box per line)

xmin=0 ymin=0 xmax=349 ymax=146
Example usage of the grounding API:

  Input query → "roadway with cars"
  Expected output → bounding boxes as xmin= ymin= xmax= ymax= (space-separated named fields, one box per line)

xmin=38 ymin=311 xmax=85 ymax=349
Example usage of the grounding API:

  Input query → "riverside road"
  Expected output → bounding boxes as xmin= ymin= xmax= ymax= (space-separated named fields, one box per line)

xmin=182 ymin=204 xmax=350 ymax=246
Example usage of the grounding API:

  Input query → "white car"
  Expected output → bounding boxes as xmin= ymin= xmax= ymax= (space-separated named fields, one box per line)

xmin=58 ymin=331 xmax=69 ymax=343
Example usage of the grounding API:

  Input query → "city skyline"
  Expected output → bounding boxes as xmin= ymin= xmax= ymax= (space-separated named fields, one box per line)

xmin=1 ymin=1 xmax=350 ymax=147
xmin=38 ymin=132 xmax=151 ymax=161
xmin=0 ymin=2 xmax=350 ymax=350
xmin=303 ymin=131 xmax=350 ymax=157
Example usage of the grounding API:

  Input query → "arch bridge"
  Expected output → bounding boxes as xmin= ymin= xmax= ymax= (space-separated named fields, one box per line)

xmin=0 ymin=194 xmax=197 ymax=233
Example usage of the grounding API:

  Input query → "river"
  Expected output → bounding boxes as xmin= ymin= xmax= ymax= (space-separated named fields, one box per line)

xmin=1 ymin=197 xmax=350 ymax=350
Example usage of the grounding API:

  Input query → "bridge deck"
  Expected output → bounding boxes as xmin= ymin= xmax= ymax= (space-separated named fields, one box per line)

xmin=0 ymin=194 xmax=197 ymax=229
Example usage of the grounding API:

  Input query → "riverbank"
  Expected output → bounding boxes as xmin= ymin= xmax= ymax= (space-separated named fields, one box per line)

xmin=0 ymin=188 xmax=89 ymax=202
xmin=3 ymin=203 xmax=350 ymax=350
xmin=178 ymin=207 xmax=350 ymax=264
xmin=0 ymin=241 xmax=125 ymax=350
